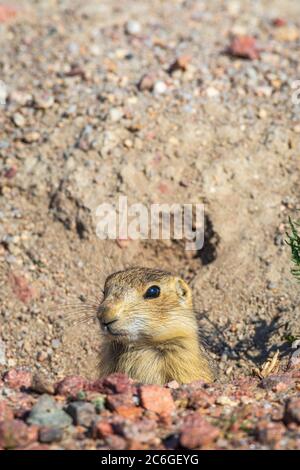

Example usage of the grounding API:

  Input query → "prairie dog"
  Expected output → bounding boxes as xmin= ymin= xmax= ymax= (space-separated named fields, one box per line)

xmin=97 ymin=267 xmax=216 ymax=385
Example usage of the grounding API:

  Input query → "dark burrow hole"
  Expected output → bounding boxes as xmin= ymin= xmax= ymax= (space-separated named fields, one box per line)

xmin=196 ymin=214 xmax=220 ymax=265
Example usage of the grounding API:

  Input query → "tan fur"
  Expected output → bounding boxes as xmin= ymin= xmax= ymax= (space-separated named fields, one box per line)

xmin=97 ymin=267 xmax=216 ymax=385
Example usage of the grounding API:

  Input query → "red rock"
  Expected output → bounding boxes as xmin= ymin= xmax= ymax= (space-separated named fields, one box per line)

xmin=228 ymin=35 xmax=260 ymax=60
xmin=168 ymin=54 xmax=191 ymax=73
xmin=4 ymin=166 xmax=17 ymax=179
xmin=106 ymin=393 xmax=143 ymax=419
xmin=93 ymin=420 xmax=114 ymax=439
xmin=158 ymin=182 xmax=171 ymax=194
xmin=11 ymin=392 xmax=35 ymax=419
xmin=272 ymin=18 xmax=287 ymax=27
xmin=0 ymin=420 xmax=38 ymax=449
xmin=274 ymin=381 xmax=289 ymax=393
xmin=284 ymin=397 xmax=300 ymax=424
xmin=0 ymin=400 xmax=14 ymax=422
xmin=92 ymin=373 xmax=134 ymax=395
xmin=256 ymin=420 xmax=285 ymax=446
xmin=119 ymin=406 xmax=143 ymax=420
xmin=106 ymin=393 xmax=133 ymax=411
xmin=3 ymin=368 xmax=32 ymax=389
xmin=139 ymin=385 xmax=175 ymax=415
xmin=179 ymin=413 xmax=220 ymax=449
xmin=9 ymin=273 xmax=36 ymax=303
xmin=0 ymin=4 xmax=17 ymax=22
xmin=146 ymin=131 xmax=155 ymax=140
xmin=55 ymin=375 xmax=89 ymax=398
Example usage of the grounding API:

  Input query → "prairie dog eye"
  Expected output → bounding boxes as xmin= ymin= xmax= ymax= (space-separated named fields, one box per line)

xmin=144 ymin=285 xmax=160 ymax=299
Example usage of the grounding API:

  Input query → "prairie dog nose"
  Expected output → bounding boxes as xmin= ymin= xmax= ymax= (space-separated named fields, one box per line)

xmin=97 ymin=303 xmax=118 ymax=326
xmin=97 ymin=304 xmax=110 ymax=318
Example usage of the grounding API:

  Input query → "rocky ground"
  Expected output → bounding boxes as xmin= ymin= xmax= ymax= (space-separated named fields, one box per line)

xmin=1 ymin=0 xmax=300 ymax=450
xmin=1 ymin=368 xmax=300 ymax=450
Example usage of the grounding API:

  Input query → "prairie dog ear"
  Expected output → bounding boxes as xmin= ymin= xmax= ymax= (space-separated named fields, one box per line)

xmin=175 ymin=278 xmax=191 ymax=302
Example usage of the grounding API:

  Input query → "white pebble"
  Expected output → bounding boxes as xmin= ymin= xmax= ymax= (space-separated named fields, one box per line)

xmin=51 ymin=339 xmax=61 ymax=349
xmin=0 ymin=339 xmax=6 ymax=366
xmin=12 ymin=112 xmax=25 ymax=128
xmin=90 ymin=44 xmax=101 ymax=56
xmin=125 ymin=20 xmax=141 ymax=35
xmin=109 ymin=107 xmax=123 ymax=122
xmin=206 ymin=87 xmax=220 ymax=98
xmin=153 ymin=81 xmax=167 ymax=95
xmin=0 ymin=80 xmax=8 ymax=106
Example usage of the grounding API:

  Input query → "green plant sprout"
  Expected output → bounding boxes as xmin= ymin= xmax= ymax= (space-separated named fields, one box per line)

xmin=286 ymin=217 xmax=300 ymax=344
xmin=286 ymin=217 xmax=300 ymax=281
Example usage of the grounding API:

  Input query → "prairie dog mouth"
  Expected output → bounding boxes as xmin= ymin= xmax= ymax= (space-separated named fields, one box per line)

xmin=102 ymin=324 xmax=127 ymax=338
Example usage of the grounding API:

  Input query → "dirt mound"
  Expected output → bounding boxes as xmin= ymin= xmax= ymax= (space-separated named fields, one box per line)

xmin=0 ymin=0 xmax=300 ymax=450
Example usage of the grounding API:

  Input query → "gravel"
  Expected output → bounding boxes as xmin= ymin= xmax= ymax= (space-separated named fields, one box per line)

xmin=1 ymin=369 xmax=300 ymax=449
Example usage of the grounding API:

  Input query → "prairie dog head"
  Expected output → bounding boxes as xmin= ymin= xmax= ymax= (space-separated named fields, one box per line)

xmin=97 ymin=267 xmax=196 ymax=345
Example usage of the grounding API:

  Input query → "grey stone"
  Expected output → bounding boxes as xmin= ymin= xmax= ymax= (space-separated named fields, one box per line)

xmin=39 ymin=427 xmax=63 ymax=443
xmin=66 ymin=401 xmax=96 ymax=427
xmin=27 ymin=395 xmax=72 ymax=429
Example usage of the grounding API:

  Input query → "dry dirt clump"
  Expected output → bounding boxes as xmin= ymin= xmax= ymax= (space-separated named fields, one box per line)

xmin=0 ymin=0 xmax=300 ymax=450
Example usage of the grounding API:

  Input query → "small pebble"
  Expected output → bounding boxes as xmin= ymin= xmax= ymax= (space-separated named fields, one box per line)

xmin=31 ymin=373 xmax=55 ymax=395
xmin=51 ymin=339 xmax=61 ymax=349
xmin=153 ymin=81 xmax=167 ymax=95
xmin=109 ymin=107 xmax=123 ymax=122
xmin=34 ymin=93 xmax=54 ymax=110
xmin=125 ymin=20 xmax=141 ymax=36
xmin=12 ymin=112 xmax=25 ymax=127
xmin=0 ymin=339 xmax=6 ymax=366
xmin=23 ymin=131 xmax=40 ymax=143
xmin=9 ymin=90 xmax=32 ymax=106
xmin=138 ymin=73 xmax=155 ymax=91
xmin=0 ymin=80 xmax=8 ymax=105
xmin=206 ymin=87 xmax=219 ymax=98
xmin=216 ymin=396 xmax=238 ymax=407
xmin=3 ymin=368 xmax=32 ymax=389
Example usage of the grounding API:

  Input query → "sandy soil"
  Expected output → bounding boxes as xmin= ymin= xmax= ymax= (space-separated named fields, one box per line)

xmin=0 ymin=0 xmax=300 ymax=386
